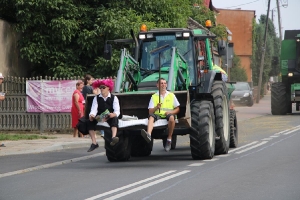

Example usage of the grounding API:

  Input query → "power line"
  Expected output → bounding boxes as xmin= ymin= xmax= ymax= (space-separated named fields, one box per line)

xmin=224 ymin=0 xmax=260 ymax=9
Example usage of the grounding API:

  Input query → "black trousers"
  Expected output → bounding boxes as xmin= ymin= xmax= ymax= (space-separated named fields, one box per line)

xmin=87 ymin=117 xmax=119 ymax=131
xmin=148 ymin=113 xmax=175 ymax=122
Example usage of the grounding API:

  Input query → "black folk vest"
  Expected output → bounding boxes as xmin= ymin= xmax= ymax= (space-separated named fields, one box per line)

xmin=97 ymin=94 xmax=115 ymax=115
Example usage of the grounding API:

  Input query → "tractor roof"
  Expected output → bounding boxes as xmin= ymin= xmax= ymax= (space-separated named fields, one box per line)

xmin=143 ymin=28 xmax=215 ymax=38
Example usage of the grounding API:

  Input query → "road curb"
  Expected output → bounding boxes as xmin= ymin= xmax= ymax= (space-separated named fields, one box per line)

xmin=0 ymin=140 xmax=105 ymax=156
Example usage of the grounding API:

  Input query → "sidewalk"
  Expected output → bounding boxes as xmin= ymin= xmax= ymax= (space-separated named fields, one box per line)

xmin=234 ymin=91 xmax=271 ymax=122
xmin=0 ymin=134 xmax=104 ymax=157
xmin=0 ymin=93 xmax=272 ymax=157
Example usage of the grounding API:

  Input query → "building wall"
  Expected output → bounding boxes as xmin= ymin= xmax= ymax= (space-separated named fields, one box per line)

xmin=0 ymin=19 xmax=28 ymax=77
xmin=216 ymin=9 xmax=255 ymax=82
xmin=240 ymin=55 xmax=252 ymax=81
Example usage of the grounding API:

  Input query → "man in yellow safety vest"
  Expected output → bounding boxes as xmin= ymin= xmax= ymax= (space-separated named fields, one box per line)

xmin=213 ymin=64 xmax=228 ymax=82
xmin=141 ymin=78 xmax=180 ymax=152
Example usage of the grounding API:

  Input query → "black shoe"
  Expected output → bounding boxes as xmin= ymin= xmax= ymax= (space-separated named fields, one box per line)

xmin=141 ymin=129 xmax=151 ymax=143
xmin=110 ymin=137 xmax=119 ymax=146
xmin=87 ymin=143 xmax=99 ymax=152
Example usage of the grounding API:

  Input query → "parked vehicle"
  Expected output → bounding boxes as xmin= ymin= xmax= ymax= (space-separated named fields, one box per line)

xmin=231 ymin=82 xmax=254 ymax=107
xmin=271 ymin=30 xmax=300 ymax=115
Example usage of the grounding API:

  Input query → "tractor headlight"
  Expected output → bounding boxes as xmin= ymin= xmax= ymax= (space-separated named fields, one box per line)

xmin=288 ymin=73 xmax=293 ymax=77
xmin=183 ymin=32 xmax=190 ymax=37
xmin=147 ymin=33 xmax=153 ymax=38
xmin=243 ymin=93 xmax=250 ymax=97
xmin=176 ymin=32 xmax=182 ymax=37
xmin=139 ymin=34 xmax=146 ymax=39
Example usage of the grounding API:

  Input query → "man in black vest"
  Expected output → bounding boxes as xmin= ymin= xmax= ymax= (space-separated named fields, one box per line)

xmin=86 ymin=79 xmax=120 ymax=152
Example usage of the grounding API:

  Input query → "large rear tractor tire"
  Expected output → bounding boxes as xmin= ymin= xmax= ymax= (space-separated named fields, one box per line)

xmin=105 ymin=131 xmax=132 ymax=162
xmin=131 ymin=135 xmax=153 ymax=157
xmin=271 ymin=82 xmax=288 ymax=115
xmin=190 ymin=100 xmax=215 ymax=160
xmin=229 ymin=109 xmax=238 ymax=148
xmin=211 ymin=81 xmax=230 ymax=155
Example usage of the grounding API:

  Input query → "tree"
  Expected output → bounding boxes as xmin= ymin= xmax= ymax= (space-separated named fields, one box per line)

xmin=230 ymin=54 xmax=248 ymax=82
xmin=251 ymin=14 xmax=280 ymax=94
xmin=0 ymin=0 xmax=226 ymax=78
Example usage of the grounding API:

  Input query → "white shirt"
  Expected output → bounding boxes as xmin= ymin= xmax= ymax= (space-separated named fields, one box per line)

xmin=89 ymin=93 xmax=120 ymax=117
xmin=148 ymin=91 xmax=180 ymax=109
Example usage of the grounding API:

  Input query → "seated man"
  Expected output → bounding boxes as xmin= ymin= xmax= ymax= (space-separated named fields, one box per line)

xmin=213 ymin=64 xmax=228 ymax=82
xmin=86 ymin=78 xmax=120 ymax=152
xmin=141 ymin=78 xmax=180 ymax=152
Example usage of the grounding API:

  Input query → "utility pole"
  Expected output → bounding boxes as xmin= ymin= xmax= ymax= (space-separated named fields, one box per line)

xmin=271 ymin=9 xmax=274 ymax=22
xmin=256 ymin=0 xmax=271 ymax=103
xmin=276 ymin=0 xmax=283 ymax=41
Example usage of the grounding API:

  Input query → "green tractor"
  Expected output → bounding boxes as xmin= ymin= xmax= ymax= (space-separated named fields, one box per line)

xmin=271 ymin=30 xmax=300 ymax=115
xmin=88 ymin=19 xmax=238 ymax=161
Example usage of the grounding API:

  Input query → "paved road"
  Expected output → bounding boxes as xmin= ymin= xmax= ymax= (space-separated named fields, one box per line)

xmin=1 ymin=93 xmax=300 ymax=200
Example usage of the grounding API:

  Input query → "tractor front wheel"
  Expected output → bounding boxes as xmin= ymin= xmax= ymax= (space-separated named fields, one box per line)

xmin=190 ymin=100 xmax=215 ymax=160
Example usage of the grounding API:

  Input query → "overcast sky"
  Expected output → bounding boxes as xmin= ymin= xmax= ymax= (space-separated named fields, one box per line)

xmin=212 ymin=0 xmax=299 ymax=38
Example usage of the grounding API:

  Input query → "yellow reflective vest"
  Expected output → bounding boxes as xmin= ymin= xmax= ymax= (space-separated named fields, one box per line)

xmin=213 ymin=64 xmax=227 ymax=75
xmin=152 ymin=92 xmax=175 ymax=118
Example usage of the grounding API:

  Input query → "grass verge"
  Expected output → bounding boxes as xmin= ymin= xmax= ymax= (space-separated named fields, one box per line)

xmin=0 ymin=134 xmax=56 ymax=141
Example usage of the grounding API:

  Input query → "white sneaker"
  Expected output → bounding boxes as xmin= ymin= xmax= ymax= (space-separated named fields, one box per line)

xmin=165 ymin=140 xmax=172 ymax=152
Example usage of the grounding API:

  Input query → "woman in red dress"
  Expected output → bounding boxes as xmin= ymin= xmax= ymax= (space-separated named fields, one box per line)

xmin=71 ymin=80 xmax=84 ymax=137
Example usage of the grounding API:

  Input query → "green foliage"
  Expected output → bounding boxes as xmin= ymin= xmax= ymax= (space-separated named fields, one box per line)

xmin=190 ymin=0 xmax=227 ymax=40
xmin=0 ymin=0 xmax=227 ymax=77
xmin=230 ymin=54 xmax=248 ymax=82
xmin=0 ymin=133 xmax=54 ymax=141
xmin=251 ymin=15 xmax=280 ymax=88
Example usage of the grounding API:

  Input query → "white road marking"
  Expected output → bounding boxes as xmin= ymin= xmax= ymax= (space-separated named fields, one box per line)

xmin=274 ymin=129 xmax=292 ymax=135
xmin=283 ymin=128 xmax=300 ymax=135
xmin=103 ymin=170 xmax=190 ymax=200
xmin=0 ymin=153 xmax=105 ymax=179
xmin=228 ymin=141 xmax=258 ymax=153
xmin=275 ymin=126 xmax=300 ymax=135
xmin=188 ymin=163 xmax=205 ymax=167
xmin=203 ymin=158 xmax=219 ymax=161
xmin=235 ymin=141 xmax=268 ymax=154
xmin=270 ymin=135 xmax=279 ymax=138
xmin=85 ymin=171 xmax=177 ymax=200
xmin=262 ymin=138 xmax=273 ymax=141
xmin=216 ymin=154 xmax=231 ymax=157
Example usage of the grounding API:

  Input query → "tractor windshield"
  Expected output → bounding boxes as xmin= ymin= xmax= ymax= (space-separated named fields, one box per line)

xmin=297 ymin=38 xmax=300 ymax=72
xmin=139 ymin=35 xmax=195 ymax=84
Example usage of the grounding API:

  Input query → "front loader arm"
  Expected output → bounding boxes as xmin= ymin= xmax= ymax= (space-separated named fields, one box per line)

xmin=115 ymin=48 xmax=140 ymax=93
xmin=167 ymin=47 xmax=190 ymax=91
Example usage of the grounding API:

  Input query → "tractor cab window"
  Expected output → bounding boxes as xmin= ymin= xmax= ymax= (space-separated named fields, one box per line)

xmin=297 ymin=40 xmax=300 ymax=71
xmin=139 ymin=35 xmax=195 ymax=84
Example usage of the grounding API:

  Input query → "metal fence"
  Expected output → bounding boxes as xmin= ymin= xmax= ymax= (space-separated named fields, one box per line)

xmin=0 ymin=76 xmax=81 ymax=132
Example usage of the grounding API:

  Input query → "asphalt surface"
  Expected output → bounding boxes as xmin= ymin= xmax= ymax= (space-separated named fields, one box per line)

xmin=2 ymin=91 xmax=300 ymax=200
xmin=0 ymin=92 xmax=272 ymax=157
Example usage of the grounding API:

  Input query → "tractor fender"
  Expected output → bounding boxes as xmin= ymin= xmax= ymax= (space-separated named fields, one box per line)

xmin=200 ymin=70 xmax=222 ymax=93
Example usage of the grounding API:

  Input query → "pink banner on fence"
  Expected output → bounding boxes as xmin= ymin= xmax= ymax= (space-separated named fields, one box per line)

xmin=26 ymin=80 xmax=77 ymax=113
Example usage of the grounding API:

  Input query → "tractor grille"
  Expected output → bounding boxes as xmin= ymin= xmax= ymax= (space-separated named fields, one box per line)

xmin=295 ymin=90 xmax=300 ymax=97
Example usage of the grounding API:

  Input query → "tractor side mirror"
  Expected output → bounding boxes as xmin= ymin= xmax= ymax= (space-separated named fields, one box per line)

xmin=104 ymin=44 xmax=112 ymax=60
xmin=217 ymin=40 xmax=226 ymax=56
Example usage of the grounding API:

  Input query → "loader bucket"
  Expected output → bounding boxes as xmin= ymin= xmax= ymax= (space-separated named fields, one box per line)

xmin=115 ymin=90 xmax=191 ymax=128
